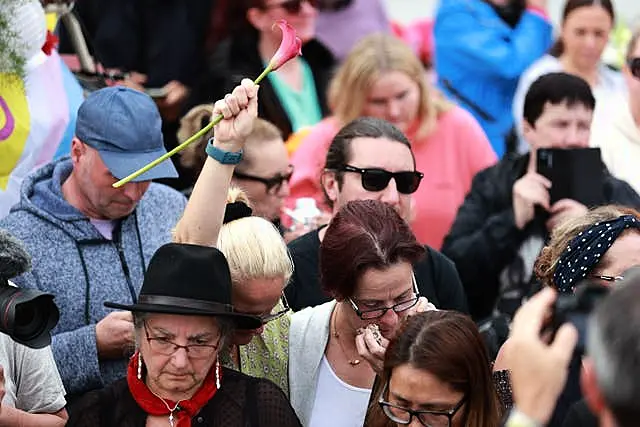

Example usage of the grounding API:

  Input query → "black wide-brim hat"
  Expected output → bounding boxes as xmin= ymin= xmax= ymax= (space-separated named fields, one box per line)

xmin=105 ymin=243 xmax=261 ymax=330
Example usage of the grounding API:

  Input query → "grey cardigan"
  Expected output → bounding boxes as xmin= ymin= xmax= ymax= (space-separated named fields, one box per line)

xmin=288 ymin=300 xmax=336 ymax=425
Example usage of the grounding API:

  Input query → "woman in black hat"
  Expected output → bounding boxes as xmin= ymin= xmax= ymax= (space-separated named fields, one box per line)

xmin=66 ymin=242 xmax=301 ymax=426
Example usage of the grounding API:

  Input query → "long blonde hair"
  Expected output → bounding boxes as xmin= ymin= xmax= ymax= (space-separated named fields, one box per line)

xmin=328 ymin=33 xmax=451 ymax=138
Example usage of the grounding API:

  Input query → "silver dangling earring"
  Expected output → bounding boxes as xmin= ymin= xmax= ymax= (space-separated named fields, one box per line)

xmin=137 ymin=352 xmax=143 ymax=380
xmin=215 ymin=359 xmax=221 ymax=389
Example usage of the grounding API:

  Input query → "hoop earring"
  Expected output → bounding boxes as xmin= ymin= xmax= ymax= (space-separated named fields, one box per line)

xmin=215 ymin=359 xmax=221 ymax=389
xmin=137 ymin=352 xmax=143 ymax=381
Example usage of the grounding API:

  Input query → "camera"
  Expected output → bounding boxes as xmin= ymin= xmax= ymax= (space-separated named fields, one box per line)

xmin=550 ymin=280 xmax=611 ymax=355
xmin=0 ymin=230 xmax=59 ymax=349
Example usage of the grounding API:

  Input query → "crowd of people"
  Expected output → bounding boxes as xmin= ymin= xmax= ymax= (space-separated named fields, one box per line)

xmin=1 ymin=0 xmax=640 ymax=426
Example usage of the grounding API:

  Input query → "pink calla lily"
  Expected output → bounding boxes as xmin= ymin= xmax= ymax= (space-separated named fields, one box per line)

xmin=269 ymin=20 xmax=303 ymax=71
xmin=112 ymin=20 xmax=302 ymax=188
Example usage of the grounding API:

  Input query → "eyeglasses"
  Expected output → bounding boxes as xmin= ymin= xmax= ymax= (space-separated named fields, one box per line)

xmin=591 ymin=274 xmax=624 ymax=283
xmin=143 ymin=322 xmax=220 ymax=359
xmin=263 ymin=0 xmax=318 ymax=14
xmin=256 ymin=293 xmax=291 ymax=325
xmin=340 ymin=165 xmax=423 ymax=195
xmin=233 ymin=165 xmax=294 ymax=194
xmin=378 ymin=382 xmax=466 ymax=427
xmin=348 ymin=275 xmax=419 ymax=320
xmin=628 ymin=58 xmax=640 ymax=79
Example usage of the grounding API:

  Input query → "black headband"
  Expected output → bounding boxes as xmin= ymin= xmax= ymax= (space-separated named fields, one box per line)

xmin=554 ymin=215 xmax=640 ymax=292
xmin=223 ymin=201 xmax=253 ymax=224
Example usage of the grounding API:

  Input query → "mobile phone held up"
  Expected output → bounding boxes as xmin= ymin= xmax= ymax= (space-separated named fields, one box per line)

xmin=536 ymin=147 xmax=605 ymax=207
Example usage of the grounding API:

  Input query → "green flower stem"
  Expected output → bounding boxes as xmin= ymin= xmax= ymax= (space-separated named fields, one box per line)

xmin=113 ymin=64 xmax=273 ymax=188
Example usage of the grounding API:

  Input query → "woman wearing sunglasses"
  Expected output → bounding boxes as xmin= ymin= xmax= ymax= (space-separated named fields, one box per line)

xmin=289 ymin=199 xmax=436 ymax=427
xmin=288 ymin=33 xmax=496 ymax=249
xmin=192 ymin=0 xmax=334 ymax=140
xmin=513 ymin=0 xmax=625 ymax=154
xmin=590 ymin=29 xmax=640 ymax=194
xmin=179 ymin=114 xmax=305 ymax=241
xmin=365 ymin=310 xmax=502 ymax=427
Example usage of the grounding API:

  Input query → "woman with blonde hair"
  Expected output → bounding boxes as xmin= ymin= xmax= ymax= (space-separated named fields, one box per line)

xmin=213 ymin=187 xmax=294 ymax=395
xmin=287 ymin=33 xmax=497 ymax=249
xmin=173 ymin=81 xmax=295 ymax=395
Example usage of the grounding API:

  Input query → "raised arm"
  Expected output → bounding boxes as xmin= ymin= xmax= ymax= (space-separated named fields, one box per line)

xmin=172 ymin=79 xmax=259 ymax=246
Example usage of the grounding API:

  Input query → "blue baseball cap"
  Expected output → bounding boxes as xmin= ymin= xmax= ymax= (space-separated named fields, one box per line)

xmin=75 ymin=87 xmax=178 ymax=182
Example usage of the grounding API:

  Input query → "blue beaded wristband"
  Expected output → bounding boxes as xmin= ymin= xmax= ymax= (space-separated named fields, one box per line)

xmin=205 ymin=138 xmax=243 ymax=165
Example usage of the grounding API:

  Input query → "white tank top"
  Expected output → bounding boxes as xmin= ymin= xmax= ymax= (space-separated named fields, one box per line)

xmin=308 ymin=355 xmax=372 ymax=427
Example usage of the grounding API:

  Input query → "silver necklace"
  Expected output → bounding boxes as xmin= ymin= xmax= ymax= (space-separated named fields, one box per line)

xmin=150 ymin=389 xmax=182 ymax=427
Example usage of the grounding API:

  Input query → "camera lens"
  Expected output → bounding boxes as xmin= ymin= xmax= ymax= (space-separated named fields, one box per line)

xmin=0 ymin=286 xmax=59 ymax=349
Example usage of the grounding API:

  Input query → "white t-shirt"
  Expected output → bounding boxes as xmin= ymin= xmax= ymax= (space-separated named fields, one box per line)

xmin=0 ymin=333 xmax=66 ymax=413
xmin=308 ymin=356 xmax=371 ymax=427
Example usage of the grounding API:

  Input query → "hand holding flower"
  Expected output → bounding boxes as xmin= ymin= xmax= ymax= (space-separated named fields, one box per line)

xmin=113 ymin=20 xmax=301 ymax=188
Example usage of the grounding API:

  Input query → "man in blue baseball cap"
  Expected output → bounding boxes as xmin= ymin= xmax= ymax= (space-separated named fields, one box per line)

xmin=0 ymin=86 xmax=187 ymax=400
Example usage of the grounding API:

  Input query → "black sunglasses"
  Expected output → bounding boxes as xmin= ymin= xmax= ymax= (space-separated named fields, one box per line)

xmin=628 ymin=58 xmax=640 ymax=79
xmin=378 ymin=382 xmax=466 ymax=427
xmin=233 ymin=166 xmax=294 ymax=194
xmin=264 ymin=0 xmax=318 ymax=14
xmin=340 ymin=165 xmax=423 ymax=195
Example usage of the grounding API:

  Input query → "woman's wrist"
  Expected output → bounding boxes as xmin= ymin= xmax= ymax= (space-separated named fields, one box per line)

xmin=506 ymin=407 xmax=544 ymax=427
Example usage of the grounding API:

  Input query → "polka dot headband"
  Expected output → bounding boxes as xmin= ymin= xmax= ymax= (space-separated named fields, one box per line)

xmin=553 ymin=215 xmax=640 ymax=293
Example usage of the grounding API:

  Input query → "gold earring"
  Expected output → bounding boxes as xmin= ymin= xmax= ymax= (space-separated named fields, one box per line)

xmin=137 ymin=352 xmax=143 ymax=380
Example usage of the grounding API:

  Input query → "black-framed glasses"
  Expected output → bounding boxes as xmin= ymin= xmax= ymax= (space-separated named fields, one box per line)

xmin=348 ymin=275 xmax=419 ymax=320
xmin=256 ymin=293 xmax=291 ymax=325
xmin=143 ymin=322 xmax=220 ymax=359
xmin=340 ymin=165 xmax=424 ymax=195
xmin=379 ymin=382 xmax=466 ymax=427
xmin=263 ymin=0 xmax=318 ymax=14
xmin=628 ymin=58 xmax=640 ymax=79
xmin=233 ymin=165 xmax=294 ymax=194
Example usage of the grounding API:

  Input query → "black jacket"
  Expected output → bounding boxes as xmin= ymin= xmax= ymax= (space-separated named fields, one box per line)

xmin=562 ymin=399 xmax=598 ymax=427
xmin=192 ymin=31 xmax=335 ymax=139
xmin=58 ymin=0 xmax=214 ymax=88
xmin=285 ymin=227 xmax=469 ymax=313
xmin=441 ymin=154 xmax=640 ymax=320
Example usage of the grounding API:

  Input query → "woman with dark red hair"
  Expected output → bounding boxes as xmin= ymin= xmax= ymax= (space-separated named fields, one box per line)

xmin=288 ymin=199 xmax=435 ymax=426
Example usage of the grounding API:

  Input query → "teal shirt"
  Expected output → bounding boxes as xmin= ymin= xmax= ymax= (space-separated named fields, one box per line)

xmin=267 ymin=58 xmax=322 ymax=132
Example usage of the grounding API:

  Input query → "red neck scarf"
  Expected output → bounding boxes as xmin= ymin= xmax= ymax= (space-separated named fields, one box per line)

xmin=127 ymin=351 xmax=221 ymax=427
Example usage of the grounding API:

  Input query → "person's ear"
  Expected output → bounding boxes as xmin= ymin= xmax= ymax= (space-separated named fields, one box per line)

xmin=70 ymin=138 xmax=87 ymax=165
xmin=522 ymin=119 xmax=536 ymax=149
xmin=321 ymin=170 xmax=339 ymax=205
xmin=246 ymin=7 xmax=268 ymax=32
xmin=581 ymin=358 xmax=607 ymax=416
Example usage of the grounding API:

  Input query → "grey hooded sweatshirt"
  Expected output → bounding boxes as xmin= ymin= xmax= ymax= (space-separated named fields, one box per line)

xmin=0 ymin=157 xmax=186 ymax=397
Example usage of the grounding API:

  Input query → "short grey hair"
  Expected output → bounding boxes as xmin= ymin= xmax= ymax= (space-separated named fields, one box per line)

xmin=132 ymin=312 xmax=236 ymax=351
xmin=587 ymin=272 xmax=640 ymax=427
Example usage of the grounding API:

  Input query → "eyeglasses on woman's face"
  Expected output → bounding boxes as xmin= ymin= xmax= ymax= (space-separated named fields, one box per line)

xmin=233 ymin=165 xmax=294 ymax=195
xmin=378 ymin=382 xmax=466 ymax=427
xmin=143 ymin=322 xmax=220 ymax=359
xmin=348 ymin=275 xmax=419 ymax=320
xmin=254 ymin=292 xmax=291 ymax=325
